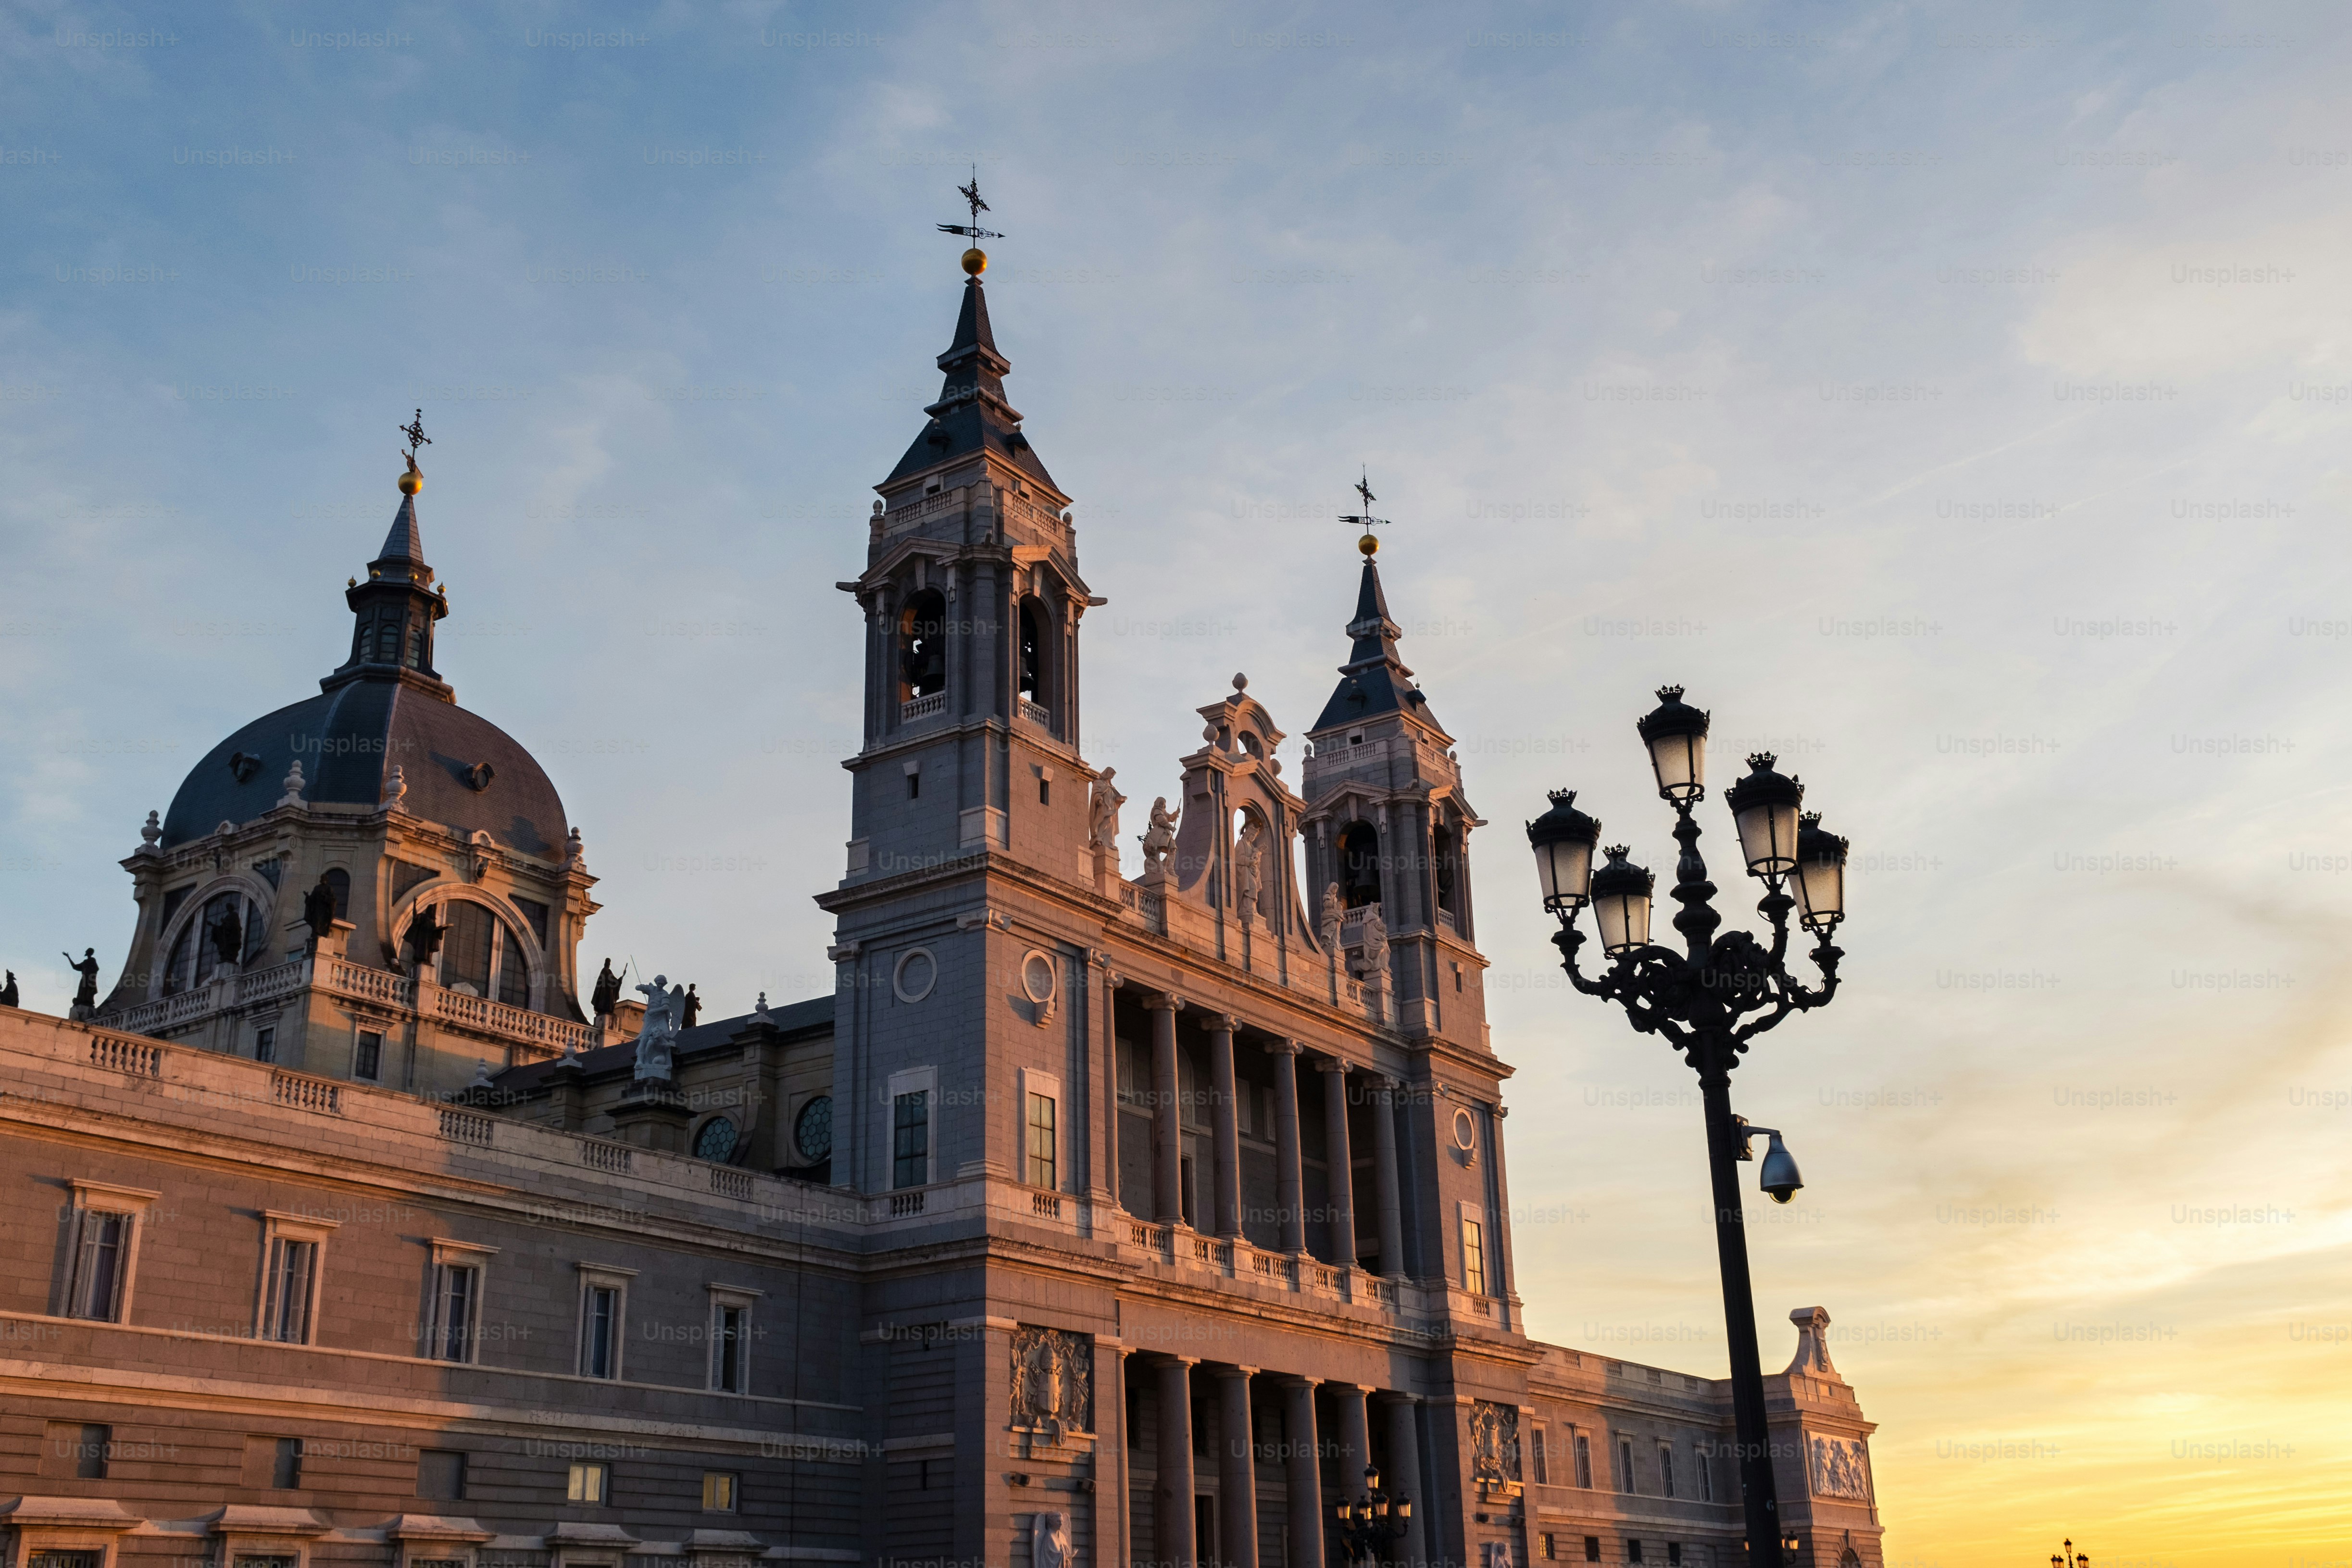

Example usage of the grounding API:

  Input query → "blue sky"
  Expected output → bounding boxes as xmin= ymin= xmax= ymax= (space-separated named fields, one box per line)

xmin=6 ymin=0 xmax=2351 ymax=1556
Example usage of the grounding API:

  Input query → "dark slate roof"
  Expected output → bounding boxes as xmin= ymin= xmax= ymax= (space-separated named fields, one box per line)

xmin=160 ymin=681 xmax=569 ymax=854
xmin=380 ymin=493 xmax=424 ymax=564
xmin=1310 ymin=557 xmax=1446 ymax=735
xmin=488 ymin=993 xmax=836 ymax=1095
xmin=883 ymin=277 xmax=1060 ymax=492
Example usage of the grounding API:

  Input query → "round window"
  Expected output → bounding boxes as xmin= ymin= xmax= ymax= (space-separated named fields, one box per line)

xmin=1021 ymin=951 xmax=1057 ymax=1005
xmin=693 ymin=1116 xmax=739 ymax=1164
xmin=795 ymin=1095 xmax=835 ymax=1162
xmin=1451 ymin=1106 xmax=1477 ymax=1151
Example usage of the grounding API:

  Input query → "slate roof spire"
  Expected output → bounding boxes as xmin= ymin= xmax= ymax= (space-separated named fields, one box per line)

xmin=883 ymin=264 xmax=1060 ymax=492
xmin=1310 ymin=536 xmax=1446 ymax=737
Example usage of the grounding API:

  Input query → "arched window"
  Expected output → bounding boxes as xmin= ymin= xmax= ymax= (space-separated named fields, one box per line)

xmin=374 ymin=616 xmax=402 ymax=664
xmin=439 ymin=901 xmax=495 ymax=995
xmin=163 ymin=891 xmax=261 ymax=995
xmin=899 ymin=589 xmax=947 ymax=700
xmin=497 ymin=926 xmax=530 ymax=1006
xmin=407 ymin=623 xmax=427 ymax=670
xmin=1338 ymin=822 xmax=1383 ymax=908
xmin=1017 ymin=599 xmax=1048 ymax=707
xmin=321 ymin=868 xmax=351 ymax=920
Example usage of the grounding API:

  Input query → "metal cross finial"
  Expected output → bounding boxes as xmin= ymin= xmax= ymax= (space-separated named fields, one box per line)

xmin=400 ymin=409 xmax=432 ymax=458
xmin=1354 ymin=469 xmax=1375 ymax=512
xmin=936 ymin=166 xmax=1004 ymax=242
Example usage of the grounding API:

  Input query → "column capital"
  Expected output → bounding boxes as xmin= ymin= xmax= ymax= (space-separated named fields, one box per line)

xmin=1275 ymin=1373 xmax=1324 ymax=1390
xmin=1143 ymin=991 xmax=1184 ymax=1012
xmin=1205 ymin=1011 xmax=1240 ymax=1033
xmin=1371 ymin=1389 xmax=1424 ymax=1406
xmin=1215 ymin=1364 xmax=1261 ymax=1380
xmin=1267 ymin=1038 xmax=1304 ymax=1057
xmin=1314 ymin=1055 xmax=1353 ymax=1076
xmin=1152 ymin=1352 xmax=1202 ymax=1368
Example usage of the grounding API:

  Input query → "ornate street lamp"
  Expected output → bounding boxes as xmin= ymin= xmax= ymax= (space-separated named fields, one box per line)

xmin=1333 ymin=1465 xmax=1413 ymax=1566
xmin=2051 ymin=1540 xmax=2090 ymax=1568
xmin=1525 ymin=685 xmax=1850 ymax=1568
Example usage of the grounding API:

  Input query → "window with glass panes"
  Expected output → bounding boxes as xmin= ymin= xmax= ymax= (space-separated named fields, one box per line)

xmin=67 ymin=1210 xmax=131 ymax=1321
xmin=1026 ymin=1092 xmax=1056 ymax=1188
xmin=893 ymin=1091 xmax=930 ymax=1189
xmin=432 ymin=1262 xmax=479 ymax=1362
xmin=262 ymin=1236 xmax=318 ymax=1343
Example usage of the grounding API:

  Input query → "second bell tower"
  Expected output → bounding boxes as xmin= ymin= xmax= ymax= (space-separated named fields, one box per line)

xmin=836 ymin=252 xmax=1101 ymax=892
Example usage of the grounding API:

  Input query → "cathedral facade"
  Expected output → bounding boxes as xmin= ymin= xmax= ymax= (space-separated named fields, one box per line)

xmin=0 ymin=262 xmax=1886 ymax=1568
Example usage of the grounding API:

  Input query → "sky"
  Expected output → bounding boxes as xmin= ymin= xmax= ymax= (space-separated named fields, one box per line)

xmin=5 ymin=0 xmax=2351 ymax=1559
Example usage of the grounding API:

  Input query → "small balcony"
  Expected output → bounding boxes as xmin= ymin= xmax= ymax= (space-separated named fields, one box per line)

xmin=901 ymin=690 xmax=947 ymax=723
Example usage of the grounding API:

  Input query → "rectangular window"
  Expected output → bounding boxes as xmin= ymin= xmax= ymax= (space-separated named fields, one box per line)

xmin=1540 ymin=1535 xmax=1556 ymax=1561
xmin=567 ymin=1461 xmax=609 ymax=1504
xmin=254 ymin=1027 xmax=275 ymax=1064
xmin=1532 ymin=1426 xmax=1549 ymax=1485
xmin=1618 ymin=1436 xmax=1636 ymax=1494
xmin=583 ymin=1286 xmax=618 ymax=1379
xmin=1668 ymin=1546 xmax=1684 ymax=1568
xmin=74 ymin=1422 xmax=111 ymax=1479
xmin=416 ymin=1449 xmax=466 ymax=1501
xmin=713 ymin=1304 xmax=748 ymax=1393
xmin=433 ymin=1264 xmax=479 ymax=1363
xmin=1026 ymin=1092 xmax=1056 ymax=1188
xmin=893 ymin=1090 xmax=930 ymax=1189
xmin=271 ymin=1436 xmax=303 ymax=1490
xmin=1698 ymin=1449 xmax=1713 ymax=1502
xmin=262 ymin=1237 xmax=318 ymax=1343
xmin=1574 ymin=1431 xmax=1593 ymax=1489
xmin=1629 ymin=1543 xmax=1645 ymax=1566
xmin=1460 ymin=1216 xmax=1486 ymax=1292
xmin=353 ymin=1031 xmax=383 ymax=1081
xmin=908 ymin=771 xmax=920 ymax=799
xmin=1584 ymin=1541 xmax=1601 ymax=1564
xmin=1659 ymin=1442 xmax=1676 ymax=1499
xmin=68 ymin=1210 xmax=130 ymax=1321
xmin=701 ymin=1471 xmax=738 ymax=1512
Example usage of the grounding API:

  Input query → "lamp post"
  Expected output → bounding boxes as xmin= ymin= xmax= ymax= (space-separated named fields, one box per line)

xmin=2051 ymin=1540 xmax=2090 ymax=1568
xmin=1332 ymin=1465 xmax=1414 ymax=1566
xmin=1526 ymin=686 xmax=1849 ymax=1568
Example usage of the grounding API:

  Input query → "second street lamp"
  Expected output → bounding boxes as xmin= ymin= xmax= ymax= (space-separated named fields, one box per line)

xmin=1526 ymin=685 xmax=1849 ymax=1568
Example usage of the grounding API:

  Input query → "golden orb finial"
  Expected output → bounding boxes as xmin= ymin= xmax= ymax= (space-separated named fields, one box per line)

xmin=1359 ymin=532 xmax=1379 ymax=557
xmin=399 ymin=468 xmax=423 ymax=496
xmin=962 ymin=247 xmax=988 ymax=277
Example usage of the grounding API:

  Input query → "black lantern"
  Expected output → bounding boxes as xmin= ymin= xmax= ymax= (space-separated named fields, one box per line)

xmin=1724 ymin=753 xmax=1804 ymax=879
xmin=1789 ymin=812 xmax=1848 ymax=932
xmin=1526 ymin=789 xmax=1602 ymax=917
xmin=1636 ymin=684 xmax=1710 ymax=805
xmin=1332 ymin=1465 xmax=1412 ymax=1565
xmin=1589 ymin=845 xmax=1655 ymax=955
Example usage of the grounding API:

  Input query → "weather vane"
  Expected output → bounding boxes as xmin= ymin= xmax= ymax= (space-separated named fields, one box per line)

xmin=938 ymin=168 xmax=1003 ymax=276
xmin=1339 ymin=467 xmax=1390 ymax=556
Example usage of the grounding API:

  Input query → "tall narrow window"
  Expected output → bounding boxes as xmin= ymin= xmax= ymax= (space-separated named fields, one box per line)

xmin=438 ymin=902 xmax=493 ymax=995
xmin=1618 ymin=1436 xmax=1636 ymax=1494
xmin=1532 ymin=1427 xmax=1549 ymax=1485
xmin=1574 ymin=1431 xmax=1593 ymax=1489
xmin=898 ymin=589 xmax=947 ymax=700
xmin=893 ymin=1091 xmax=930 ymax=1189
xmin=1026 ymin=1092 xmax=1057 ymax=1188
xmin=712 ymin=1303 xmax=749 ymax=1393
xmin=68 ymin=1212 xmax=129 ymax=1321
xmin=353 ymin=1031 xmax=383 ymax=1081
xmin=497 ymin=925 xmax=530 ymax=1007
xmin=1017 ymin=599 xmax=1047 ymax=707
xmin=1697 ymin=1448 xmax=1713 ymax=1501
xmin=407 ymin=623 xmax=427 ymax=670
xmin=253 ymin=1027 xmax=275 ymax=1065
xmin=263 ymin=1237 xmax=319 ymax=1343
xmin=71 ymin=1423 xmax=112 ymax=1480
xmin=434 ymin=1264 xmax=479 ymax=1362
xmin=1659 ymin=1442 xmax=1676 ymax=1498
xmin=375 ymin=616 xmax=402 ymax=664
xmin=1338 ymin=821 xmax=1382 ymax=907
xmin=1460 ymin=1216 xmax=1486 ymax=1293
xmin=583 ymin=1285 xmax=618 ymax=1379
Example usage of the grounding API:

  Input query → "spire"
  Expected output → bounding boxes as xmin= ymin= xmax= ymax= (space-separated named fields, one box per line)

xmin=883 ymin=272 xmax=1060 ymax=492
xmin=324 ymin=420 xmax=450 ymax=697
xmin=1311 ymin=549 xmax=1444 ymax=737
xmin=378 ymin=492 xmax=425 ymax=569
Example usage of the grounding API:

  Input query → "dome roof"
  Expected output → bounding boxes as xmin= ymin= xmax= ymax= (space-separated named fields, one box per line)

xmin=160 ymin=682 xmax=568 ymax=856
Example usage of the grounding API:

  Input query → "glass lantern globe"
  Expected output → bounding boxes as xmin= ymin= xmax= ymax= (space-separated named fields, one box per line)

xmin=1635 ymin=685 xmax=1710 ymax=805
xmin=1526 ymin=789 xmax=1601 ymax=917
xmin=1724 ymin=753 xmax=1805 ymax=878
xmin=1589 ymin=845 xmax=1655 ymax=955
xmin=1789 ymin=811 xmax=1849 ymax=932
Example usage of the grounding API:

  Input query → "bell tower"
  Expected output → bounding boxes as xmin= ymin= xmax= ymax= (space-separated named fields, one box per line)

xmin=836 ymin=247 xmax=1101 ymax=891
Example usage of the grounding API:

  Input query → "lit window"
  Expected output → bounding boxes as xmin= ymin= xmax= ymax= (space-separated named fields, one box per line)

xmin=1460 ymin=1217 xmax=1485 ymax=1293
xmin=701 ymin=1471 xmax=738 ymax=1512
xmin=567 ymin=1461 xmax=608 ymax=1504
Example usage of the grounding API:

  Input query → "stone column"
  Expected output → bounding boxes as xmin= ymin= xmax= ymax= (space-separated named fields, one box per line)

xmin=1091 ymin=960 xmax=1123 ymax=1221
xmin=1155 ymin=1356 xmax=1199 ymax=1568
xmin=1216 ymin=1366 xmax=1259 ymax=1568
xmin=1281 ymin=1378 xmax=1325 ymax=1568
xmin=1269 ymin=1041 xmax=1306 ymax=1254
xmin=1147 ymin=993 xmax=1184 ymax=1226
xmin=1319 ymin=1059 xmax=1358 ymax=1270
xmin=1373 ymin=1076 xmax=1407 ymax=1280
xmin=1104 ymin=1342 xmax=1133 ymax=1568
xmin=1331 ymin=1382 xmax=1372 ymax=1496
xmin=1209 ymin=1014 xmax=1242 ymax=1238
xmin=1378 ymin=1394 xmax=1426 ymax=1568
